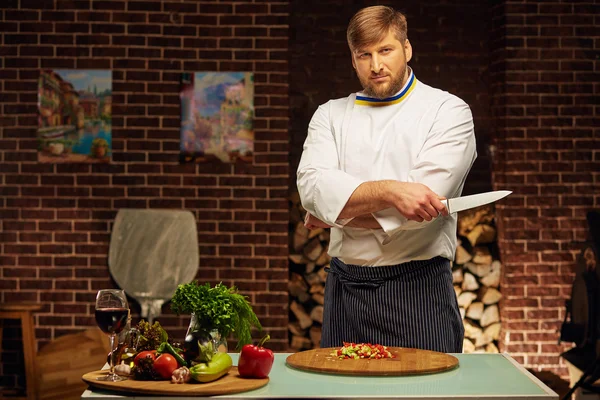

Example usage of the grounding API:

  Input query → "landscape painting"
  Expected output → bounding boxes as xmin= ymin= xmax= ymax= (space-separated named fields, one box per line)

xmin=180 ymin=72 xmax=254 ymax=163
xmin=37 ymin=69 xmax=112 ymax=163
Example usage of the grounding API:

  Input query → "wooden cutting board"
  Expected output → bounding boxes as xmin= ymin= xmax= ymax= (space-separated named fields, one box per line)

xmin=82 ymin=368 xmax=268 ymax=396
xmin=286 ymin=347 xmax=459 ymax=376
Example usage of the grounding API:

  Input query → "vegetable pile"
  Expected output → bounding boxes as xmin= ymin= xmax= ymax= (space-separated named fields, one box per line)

xmin=119 ymin=319 xmax=235 ymax=384
xmin=110 ymin=282 xmax=266 ymax=385
xmin=331 ymin=342 xmax=396 ymax=360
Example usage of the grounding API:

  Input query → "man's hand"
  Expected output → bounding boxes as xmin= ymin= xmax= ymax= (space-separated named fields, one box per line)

xmin=387 ymin=182 xmax=448 ymax=222
xmin=304 ymin=212 xmax=332 ymax=230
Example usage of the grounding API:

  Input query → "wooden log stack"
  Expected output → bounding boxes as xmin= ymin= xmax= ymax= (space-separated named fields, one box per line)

xmin=453 ymin=205 xmax=502 ymax=354
xmin=288 ymin=192 xmax=502 ymax=353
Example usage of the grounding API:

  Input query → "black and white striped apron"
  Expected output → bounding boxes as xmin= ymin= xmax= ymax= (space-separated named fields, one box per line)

xmin=321 ymin=256 xmax=464 ymax=353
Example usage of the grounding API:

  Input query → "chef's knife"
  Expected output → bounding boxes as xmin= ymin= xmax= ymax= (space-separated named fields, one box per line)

xmin=441 ymin=190 xmax=512 ymax=214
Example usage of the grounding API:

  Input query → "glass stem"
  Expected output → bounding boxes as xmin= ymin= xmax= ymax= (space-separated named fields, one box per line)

xmin=108 ymin=333 xmax=116 ymax=376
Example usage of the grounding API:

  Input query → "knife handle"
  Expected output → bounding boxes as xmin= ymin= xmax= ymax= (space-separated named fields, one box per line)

xmin=441 ymin=199 xmax=450 ymax=214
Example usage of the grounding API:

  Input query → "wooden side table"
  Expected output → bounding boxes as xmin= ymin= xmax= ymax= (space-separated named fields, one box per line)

xmin=0 ymin=302 xmax=43 ymax=400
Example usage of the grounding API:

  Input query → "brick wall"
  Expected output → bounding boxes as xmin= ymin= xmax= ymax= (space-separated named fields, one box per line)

xmin=490 ymin=1 xmax=599 ymax=377
xmin=0 ymin=0 xmax=290 ymax=393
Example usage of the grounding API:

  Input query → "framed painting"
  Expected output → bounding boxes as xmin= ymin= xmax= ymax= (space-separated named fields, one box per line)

xmin=180 ymin=72 xmax=254 ymax=163
xmin=37 ymin=69 xmax=112 ymax=163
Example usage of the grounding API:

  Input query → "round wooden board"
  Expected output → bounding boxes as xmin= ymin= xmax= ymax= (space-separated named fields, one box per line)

xmin=82 ymin=367 xmax=268 ymax=396
xmin=286 ymin=347 xmax=459 ymax=376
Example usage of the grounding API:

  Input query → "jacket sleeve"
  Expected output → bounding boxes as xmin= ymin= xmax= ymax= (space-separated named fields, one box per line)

xmin=296 ymin=102 xmax=364 ymax=227
xmin=372 ymin=96 xmax=477 ymax=242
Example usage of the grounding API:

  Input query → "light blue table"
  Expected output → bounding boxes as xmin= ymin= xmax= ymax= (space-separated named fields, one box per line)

xmin=81 ymin=353 xmax=558 ymax=399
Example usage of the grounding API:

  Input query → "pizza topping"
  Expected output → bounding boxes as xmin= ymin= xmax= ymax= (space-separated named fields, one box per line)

xmin=331 ymin=342 xmax=395 ymax=360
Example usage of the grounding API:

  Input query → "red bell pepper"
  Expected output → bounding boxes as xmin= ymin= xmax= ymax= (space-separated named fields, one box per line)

xmin=237 ymin=334 xmax=274 ymax=379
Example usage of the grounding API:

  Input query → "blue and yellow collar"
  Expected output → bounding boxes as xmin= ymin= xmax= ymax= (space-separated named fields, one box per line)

xmin=355 ymin=71 xmax=416 ymax=107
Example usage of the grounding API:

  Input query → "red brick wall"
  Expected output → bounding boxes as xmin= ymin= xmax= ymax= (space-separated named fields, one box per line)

xmin=0 ymin=0 xmax=289 ymax=393
xmin=490 ymin=1 xmax=599 ymax=377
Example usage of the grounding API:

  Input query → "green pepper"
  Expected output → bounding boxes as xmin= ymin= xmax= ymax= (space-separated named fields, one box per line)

xmin=189 ymin=352 xmax=233 ymax=383
xmin=157 ymin=342 xmax=188 ymax=367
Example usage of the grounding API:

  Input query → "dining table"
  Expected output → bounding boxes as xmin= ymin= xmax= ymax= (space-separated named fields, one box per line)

xmin=81 ymin=352 xmax=558 ymax=399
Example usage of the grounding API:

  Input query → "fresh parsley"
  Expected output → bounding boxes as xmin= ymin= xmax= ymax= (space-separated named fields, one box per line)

xmin=170 ymin=282 xmax=262 ymax=350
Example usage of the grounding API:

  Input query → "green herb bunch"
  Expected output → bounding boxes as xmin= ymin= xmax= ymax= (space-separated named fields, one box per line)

xmin=170 ymin=282 xmax=262 ymax=350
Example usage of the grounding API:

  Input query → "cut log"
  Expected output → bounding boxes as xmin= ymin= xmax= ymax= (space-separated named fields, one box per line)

xmin=486 ymin=342 xmax=499 ymax=353
xmin=463 ymin=320 xmax=483 ymax=340
xmin=483 ymin=322 xmax=502 ymax=341
xmin=452 ymin=268 xmax=464 ymax=284
xmin=317 ymin=266 xmax=328 ymax=282
xmin=289 ymin=254 xmax=306 ymax=265
xmin=480 ymin=305 xmax=500 ymax=328
xmin=472 ymin=246 xmax=493 ymax=265
xmin=459 ymin=307 xmax=465 ymax=320
xmin=467 ymin=224 xmax=496 ymax=247
xmin=463 ymin=338 xmax=475 ymax=354
xmin=310 ymin=305 xmax=324 ymax=324
xmin=308 ymin=228 xmax=324 ymax=239
xmin=293 ymin=222 xmax=310 ymax=252
xmin=305 ymin=272 xmax=321 ymax=286
xmin=455 ymin=245 xmax=472 ymax=265
xmin=305 ymin=262 xmax=316 ymax=274
xmin=288 ymin=273 xmax=310 ymax=303
xmin=466 ymin=302 xmax=484 ymax=321
xmin=288 ymin=322 xmax=306 ymax=337
xmin=457 ymin=291 xmax=478 ymax=309
xmin=475 ymin=332 xmax=493 ymax=347
xmin=480 ymin=287 xmax=502 ymax=305
xmin=312 ymin=293 xmax=325 ymax=305
xmin=309 ymin=326 xmax=322 ymax=348
xmin=309 ymin=283 xmax=325 ymax=294
xmin=454 ymin=285 xmax=462 ymax=297
xmin=462 ymin=272 xmax=480 ymax=291
xmin=458 ymin=205 xmax=494 ymax=237
xmin=466 ymin=262 xmax=492 ymax=278
xmin=319 ymin=230 xmax=330 ymax=242
xmin=290 ymin=335 xmax=312 ymax=351
xmin=480 ymin=261 xmax=501 ymax=288
xmin=303 ymin=238 xmax=324 ymax=262
xmin=290 ymin=301 xmax=313 ymax=329
xmin=315 ymin=245 xmax=331 ymax=266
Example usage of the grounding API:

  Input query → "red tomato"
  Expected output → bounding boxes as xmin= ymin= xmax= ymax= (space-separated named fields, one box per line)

xmin=133 ymin=350 xmax=157 ymax=367
xmin=153 ymin=354 xmax=179 ymax=379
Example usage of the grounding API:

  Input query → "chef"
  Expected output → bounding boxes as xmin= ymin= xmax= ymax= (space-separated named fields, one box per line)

xmin=297 ymin=5 xmax=477 ymax=353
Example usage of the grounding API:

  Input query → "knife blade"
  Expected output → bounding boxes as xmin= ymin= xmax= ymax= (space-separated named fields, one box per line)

xmin=441 ymin=190 xmax=512 ymax=214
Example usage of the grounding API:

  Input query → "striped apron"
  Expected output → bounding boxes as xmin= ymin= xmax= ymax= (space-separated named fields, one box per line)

xmin=321 ymin=256 xmax=464 ymax=353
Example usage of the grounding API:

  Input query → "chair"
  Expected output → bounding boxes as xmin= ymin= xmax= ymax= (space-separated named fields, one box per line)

xmin=0 ymin=302 xmax=42 ymax=400
xmin=560 ymin=211 xmax=600 ymax=400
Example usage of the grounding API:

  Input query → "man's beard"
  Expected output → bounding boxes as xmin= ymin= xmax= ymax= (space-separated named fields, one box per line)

xmin=359 ymin=64 xmax=407 ymax=99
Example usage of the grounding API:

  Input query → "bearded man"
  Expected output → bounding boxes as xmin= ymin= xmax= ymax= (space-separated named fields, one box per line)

xmin=297 ymin=5 xmax=477 ymax=352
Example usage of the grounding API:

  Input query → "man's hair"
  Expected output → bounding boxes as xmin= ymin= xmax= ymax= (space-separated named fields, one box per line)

xmin=347 ymin=6 xmax=408 ymax=52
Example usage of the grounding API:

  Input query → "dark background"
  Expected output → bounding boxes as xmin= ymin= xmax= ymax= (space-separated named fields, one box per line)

xmin=1 ymin=0 xmax=598 ymax=394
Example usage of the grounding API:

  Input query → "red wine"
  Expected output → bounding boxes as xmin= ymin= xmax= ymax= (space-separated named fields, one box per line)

xmin=95 ymin=308 xmax=128 ymax=334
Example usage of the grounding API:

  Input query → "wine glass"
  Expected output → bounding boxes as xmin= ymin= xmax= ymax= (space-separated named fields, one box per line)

xmin=95 ymin=289 xmax=129 ymax=382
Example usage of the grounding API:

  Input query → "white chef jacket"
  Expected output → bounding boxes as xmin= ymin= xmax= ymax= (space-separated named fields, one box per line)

xmin=297 ymin=69 xmax=477 ymax=266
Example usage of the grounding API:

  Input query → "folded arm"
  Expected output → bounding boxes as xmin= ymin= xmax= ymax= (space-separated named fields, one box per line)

xmin=372 ymin=96 xmax=477 ymax=238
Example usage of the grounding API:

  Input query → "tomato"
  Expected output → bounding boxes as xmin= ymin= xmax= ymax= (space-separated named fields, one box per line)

xmin=133 ymin=350 xmax=157 ymax=367
xmin=153 ymin=354 xmax=179 ymax=379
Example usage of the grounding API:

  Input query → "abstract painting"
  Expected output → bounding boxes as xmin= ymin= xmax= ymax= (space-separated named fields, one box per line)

xmin=37 ymin=69 xmax=112 ymax=163
xmin=180 ymin=72 xmax=254 ymax=163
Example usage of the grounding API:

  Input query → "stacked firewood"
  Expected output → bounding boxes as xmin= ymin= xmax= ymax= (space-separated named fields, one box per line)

xmin=453 ymin=205 xmax=502 ymax=353
xmin=288 ymin=192 xmax=502 ymax=353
